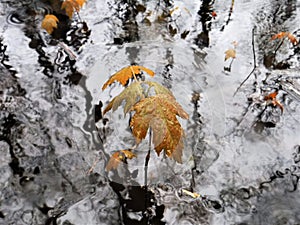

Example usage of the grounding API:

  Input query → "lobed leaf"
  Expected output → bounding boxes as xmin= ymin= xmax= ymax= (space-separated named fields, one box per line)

xmin=102 ymin=65 xmax=155 ymax=90
xmin=41 ymin=14 xmax=59 ymax=34
xmin=130 ymin=94 xmax=189 ymax=163
xmin=103 ymin=82 xmax=145 ymax=115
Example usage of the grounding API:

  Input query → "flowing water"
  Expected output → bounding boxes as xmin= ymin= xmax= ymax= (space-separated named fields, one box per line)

xmin=1 ymin=0 xmax=300 ymax=224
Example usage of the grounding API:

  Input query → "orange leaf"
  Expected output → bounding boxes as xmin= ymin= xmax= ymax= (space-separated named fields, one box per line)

xmin=211 ymin=11 xmax=217 ymax=18
xmin=102 ymin=65 xmax=155 ymax=90
xmin=106 ymin=150 xmax=136 ymax=171
xmin=61 ymin=0 xmax=86 ymax=18
xmin=41 ymin=14 xmax=59 ymax=34
xmin=224 ymin=48 xmax=236 ymax=61
xmin=271 ymin=32 xmax=288 ymax=40
xmin=264 ymin=91 xmax=278 ymax=101
xmin=264 ymin=91 xmax=284 ymax=114
xmin=130 ymin=94 xmax=189 ymax=163
xmin=106 ymin=152 xmax=122 ymax=171
xmin=287 ymin=32 xmax=298 ymax=45
xmin=120 ymin=150 xmax=137 ymax=159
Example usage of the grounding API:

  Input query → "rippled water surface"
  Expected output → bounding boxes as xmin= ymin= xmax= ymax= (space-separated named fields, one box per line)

xmin=1 ymin=0 xmax=300 ymax=224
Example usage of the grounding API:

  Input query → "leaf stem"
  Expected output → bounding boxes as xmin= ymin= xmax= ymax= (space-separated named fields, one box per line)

xmin=130 ymin=66 xmax=139 ymax=83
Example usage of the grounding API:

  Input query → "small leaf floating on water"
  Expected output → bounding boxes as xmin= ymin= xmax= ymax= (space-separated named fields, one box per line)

xmin=264 ymin=91 xmax=284 ymax=114
xmin=211 ymin=11 xmax=217 ymax=18
xmin=224 ymin=48 xmax=236 ymax=61
xmin=41 ymin=14 xmax=59 ymax=34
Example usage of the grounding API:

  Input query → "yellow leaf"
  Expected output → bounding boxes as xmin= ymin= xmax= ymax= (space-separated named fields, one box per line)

xmin=130 ymin=94 xmax=189 ymax=163
xmin=103 ymin=82 xmax=145 ymax=115
xmin=182 ymin=189 xmax=201 ymax=198
xmin=120 ymin=150 xmax=137 ymax=159
xmin=41 ymin=14 xmax=59 ymax=34
xmin=224 ymin=48 xmax=236 ymax=61
xmin=102 ymin=65 xmax=155 ymax=90
xmin=61 ymin=0 xmax=86 ymax=18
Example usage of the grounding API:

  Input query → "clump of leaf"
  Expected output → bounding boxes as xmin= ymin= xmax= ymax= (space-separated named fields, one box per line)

xmin=41 ymin=14 xmax=59 ymax=34
xmin=102 ymin=65 xmax=189 ymax=170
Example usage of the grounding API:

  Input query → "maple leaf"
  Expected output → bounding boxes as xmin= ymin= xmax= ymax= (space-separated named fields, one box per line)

xmin=130 ymin=94 xmax=189 ymax=163
xmin=264 ymin=91 xmax=284 ymax=114
xmin=224 ymin=48 xmax=236 ymax=61
xmin=102 ymin=65 xmax=155 ymax=90
xmin=103 ymin=82 xmax=145 ymax=115
xmin=106 ymin=150 xmax=136 ymax=171
xmin=61 ymin=0 xmax=86 ymax=18
xmin=41 ymin=14 xmax=59 ymax=34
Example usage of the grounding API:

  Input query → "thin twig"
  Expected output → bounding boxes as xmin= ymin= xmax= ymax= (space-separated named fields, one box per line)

xmin=233 ymin=27 xmax=257 ymax=96
xmin=220 ymin=0 xmax=234 ymax=31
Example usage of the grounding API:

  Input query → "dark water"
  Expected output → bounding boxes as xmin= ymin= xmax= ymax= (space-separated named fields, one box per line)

xmin=1 ymin=0 xmax=300 ymax=224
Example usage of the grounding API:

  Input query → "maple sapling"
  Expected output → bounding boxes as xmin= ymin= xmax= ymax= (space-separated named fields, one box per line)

xmin=101 ymin=65 xmax=189 ymax=183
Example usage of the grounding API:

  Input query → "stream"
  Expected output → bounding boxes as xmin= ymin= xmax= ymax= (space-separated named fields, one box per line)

xmin=1 ymin=0 xmax=300 ymax=224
